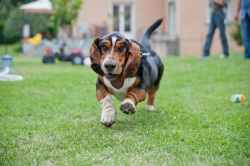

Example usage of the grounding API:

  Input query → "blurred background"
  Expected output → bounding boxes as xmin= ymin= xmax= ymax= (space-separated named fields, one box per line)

xmin=0 ymin=0 xmax=243 ymax=57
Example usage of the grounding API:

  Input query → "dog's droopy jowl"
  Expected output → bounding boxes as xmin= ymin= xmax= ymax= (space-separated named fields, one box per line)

xmin=89 ymin=18 xmax=164 ymax=127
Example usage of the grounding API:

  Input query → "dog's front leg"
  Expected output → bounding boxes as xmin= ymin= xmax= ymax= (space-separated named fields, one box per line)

xmin=120 ymin=88 xmax=147 ymax=114
xmin=99 ymin=94 xmax=116 ymax=127
xmin=96 ymin=79 xmax=116 ymax=127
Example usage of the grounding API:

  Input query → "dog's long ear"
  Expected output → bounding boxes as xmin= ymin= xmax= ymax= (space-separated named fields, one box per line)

xmin=111 ymin=39 xmax=141 ymax=89
xmin=90 ymin=38 xmax=104 ymax=76
xmin=124 ymin=40 xmax=141 ymax=77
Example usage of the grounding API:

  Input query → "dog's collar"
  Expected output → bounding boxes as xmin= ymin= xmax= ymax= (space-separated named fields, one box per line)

xmin=140 ymin=51 xmax=150 ymax=56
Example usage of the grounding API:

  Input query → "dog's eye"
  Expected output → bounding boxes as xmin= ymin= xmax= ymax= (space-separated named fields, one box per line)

xmin=118 ymin=46 xmax=125 ymax=53
xmin=101 ymin=45 xmax=108 ymax=52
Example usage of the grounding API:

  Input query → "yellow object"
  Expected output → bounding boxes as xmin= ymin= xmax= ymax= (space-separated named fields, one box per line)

xmin=26 ymin=33 xmax=43 ymax=45
xmin=240 ymin=94 xmax=246 ymax=101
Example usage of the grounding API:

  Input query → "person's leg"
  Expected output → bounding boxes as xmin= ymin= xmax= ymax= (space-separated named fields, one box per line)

xmin=216 ymin=11 xmax=229 ymax=56
xmin=203 ymin=14 xmax=216 ymax=56
xmin=241 ymin=15 xmax=250 ymax=59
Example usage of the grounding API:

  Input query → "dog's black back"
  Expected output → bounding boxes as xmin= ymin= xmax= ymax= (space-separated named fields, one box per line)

xmin=133 ymin=18 xmax=164 ymax=91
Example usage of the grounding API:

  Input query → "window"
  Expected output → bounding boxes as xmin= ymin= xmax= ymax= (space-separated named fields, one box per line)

xmin=113 ymin=5 xmax=120 ymax=31
xmin=112 ymin=4 xmax=134 ymax=38
xmin=207 ymin=0 xmax=232 ymax=24
xmin=168 ymin=1 xmax=176 ymax=35
xmin=124 ymin=5 xmax=131 ymax=32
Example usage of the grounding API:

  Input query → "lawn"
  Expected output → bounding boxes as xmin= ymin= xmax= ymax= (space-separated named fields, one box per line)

xmin=0 ymin=50 xmax=249 ymax=165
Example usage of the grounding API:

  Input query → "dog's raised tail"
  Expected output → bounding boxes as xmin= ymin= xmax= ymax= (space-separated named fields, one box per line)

xmin=140 ymin=18 xmax=163 ymax=49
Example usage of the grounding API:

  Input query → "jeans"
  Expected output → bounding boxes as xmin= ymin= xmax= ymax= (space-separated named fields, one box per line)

xmin=241 ymin=14 xmax=250 ymax=59
xmin=203 ymin=11 xmax=229 ymax=56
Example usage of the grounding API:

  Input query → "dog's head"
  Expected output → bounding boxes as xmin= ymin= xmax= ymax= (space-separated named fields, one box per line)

xmin=90 ymin=33 xmax=141 ymax=89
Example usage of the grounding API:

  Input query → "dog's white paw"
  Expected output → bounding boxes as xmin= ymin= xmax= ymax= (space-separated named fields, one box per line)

xmin=120 ymin=99 xmax=136 ymax=114
xmin=146 ymin=104 xmax=156 ymax=111
xmin=101 ymin=109 xmax=116 ymax=127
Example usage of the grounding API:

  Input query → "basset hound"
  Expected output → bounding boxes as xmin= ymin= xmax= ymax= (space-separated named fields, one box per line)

xmin=89 ymin=18 xmax=164 ymax=127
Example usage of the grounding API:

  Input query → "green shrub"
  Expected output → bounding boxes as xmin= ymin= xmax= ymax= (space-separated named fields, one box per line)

xmin=0 ymin=20 xmax=5 ymax=43
xmin=230 ymin=22 xmax=243 ymax=46
xmin=3 ymin=6 xmax=53 ymax=43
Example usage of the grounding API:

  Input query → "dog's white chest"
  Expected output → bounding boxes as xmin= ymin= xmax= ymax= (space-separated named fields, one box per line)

xmin=104 ymin=77 xmax=136 ymax=101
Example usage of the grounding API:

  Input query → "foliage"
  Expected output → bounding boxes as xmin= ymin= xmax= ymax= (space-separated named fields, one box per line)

xmin=3 ymin=7 xmax=24 ymax=43
xmin=0 ymin=0 xmax=34 ymax=18
xmin=0 ymin=52 xmax=249 ymax=165
xmin=0 ymin=0 xmax=14 ymax=44
xmin=0 ymin=0 xmax=53 ymax=44
xmin=0 ymin=20 xmax=5 ymax=44
xmin=230 ymin=22 xmax=243 ymax=46
xmin=0 ymin=0 xmax=13 ymax=19
xmin=48 ymin=21 xmax=58 ymax=39
xmin=3 ymin=7 xmax=52 ymax=43
xmin=50 ymin=0 xmax=83 ymax=27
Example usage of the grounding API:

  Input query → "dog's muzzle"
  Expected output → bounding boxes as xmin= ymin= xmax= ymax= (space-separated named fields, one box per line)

xmin=104 ymin=61 xmax=116 ymax=72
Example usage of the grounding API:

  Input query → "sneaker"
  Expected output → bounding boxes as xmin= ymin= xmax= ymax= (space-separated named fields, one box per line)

xmin=197 ymin=55 xmax=210 ymax=59
xmin=220 ymin=54 xmax=228 ymax=59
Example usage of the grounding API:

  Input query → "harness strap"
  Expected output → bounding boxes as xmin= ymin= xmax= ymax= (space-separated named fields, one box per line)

xmin=140 ymin=51 xmax=150 ymax=56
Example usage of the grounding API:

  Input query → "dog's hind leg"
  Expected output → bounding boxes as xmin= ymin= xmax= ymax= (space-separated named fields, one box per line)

xmin=146 ymin=86 xmax=158 ymax=111
xmin=147 ymin=62 xmax=164 ymax=111
xmin=147 ymin=61 xmax=164 ymax=111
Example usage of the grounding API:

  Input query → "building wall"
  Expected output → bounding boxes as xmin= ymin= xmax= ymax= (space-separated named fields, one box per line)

xmin=72 ymin=0 xmax=110 ymax=38
xmin=73 ymin=0 xmax=165 ymax=39
xmin=73 ymin=0 xmax=243 ymax=56
xmin=134 ymin=0 xmax=166 ymax=39
xmin=166 ymin=0 xmax=243 ymax=56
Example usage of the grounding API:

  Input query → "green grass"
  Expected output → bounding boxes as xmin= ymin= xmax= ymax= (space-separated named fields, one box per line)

xmin=0 ymin=51 xmax=250 ymax=165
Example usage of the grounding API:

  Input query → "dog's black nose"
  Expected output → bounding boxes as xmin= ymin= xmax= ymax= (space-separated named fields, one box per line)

xmin=104 ymin=62 xmax=116 ymax=72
